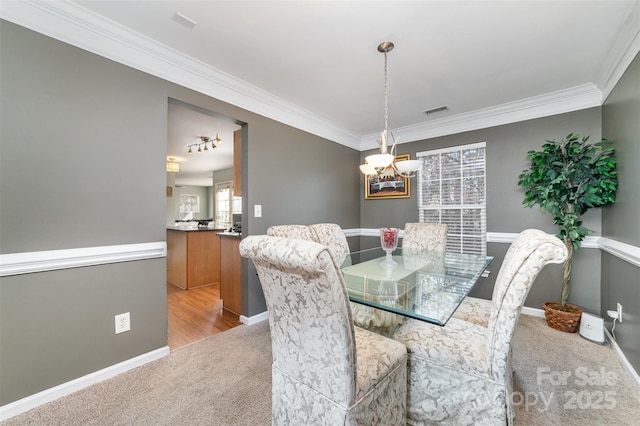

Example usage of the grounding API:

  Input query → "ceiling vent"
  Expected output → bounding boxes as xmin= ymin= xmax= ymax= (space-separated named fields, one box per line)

xmin=172 ymin=12 xmax=197 ymax=30
xmin=423 ymin=105 xmax=449 ymax=116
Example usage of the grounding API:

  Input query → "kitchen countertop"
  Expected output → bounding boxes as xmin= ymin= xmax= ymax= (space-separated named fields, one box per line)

xmin=166 ymin=226 xmax=226 ymax=232
xmin=217 ymin=231 xmax=242 ymax=238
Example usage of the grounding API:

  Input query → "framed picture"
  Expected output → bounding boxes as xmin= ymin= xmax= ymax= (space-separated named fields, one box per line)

xmin=364 ymin=154 xmax=411 ymax=199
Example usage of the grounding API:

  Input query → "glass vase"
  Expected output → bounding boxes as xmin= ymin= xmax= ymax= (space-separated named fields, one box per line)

xmin=379 ymin=227 xmax=399 ymax=267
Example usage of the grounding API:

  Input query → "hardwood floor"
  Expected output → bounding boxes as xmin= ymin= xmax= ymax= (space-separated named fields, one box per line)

xmin=167 ymin=282 xmax=241 ymax=350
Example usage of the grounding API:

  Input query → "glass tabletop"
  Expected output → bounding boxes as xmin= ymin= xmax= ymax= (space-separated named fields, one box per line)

xmin=340 ymin=247 xmax=493 ymax=326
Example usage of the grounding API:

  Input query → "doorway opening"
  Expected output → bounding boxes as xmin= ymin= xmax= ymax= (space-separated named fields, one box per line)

xmin=166 ymin=98 xmax=244 ymax=350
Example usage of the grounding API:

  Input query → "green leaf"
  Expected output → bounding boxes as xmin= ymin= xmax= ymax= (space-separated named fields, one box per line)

xmin=518 ymin=132 xmax=618 ymax=294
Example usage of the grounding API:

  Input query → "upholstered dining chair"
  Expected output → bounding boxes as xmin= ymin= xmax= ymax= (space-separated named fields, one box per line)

xmin=240 ymin=235 xmax=407 ymax=425
xmin=402 ymin=222 xmax=448 ymax=252
xmin=309 ymin=223 xmax=403 ymax=335
xmin=308 ymin=223 xmax=351 ymax=267
xmin=266 ymin=224 xmax=314 ymax=240
xmin=392 ymin=229 xmax=567 ymax=425
xmin=402 ymin=222 xmax=448 ymax=275
xmin=451 ymin=295 xmax=493 ymax=327
xmin=403 ymin=222 xmax=492 ymax=327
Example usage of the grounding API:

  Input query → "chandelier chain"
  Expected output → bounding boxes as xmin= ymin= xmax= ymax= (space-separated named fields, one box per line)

xmin=359 ymin=41 xmax=421 ymax=177
xmin=384 ymin=49 xmax=389 ymax=134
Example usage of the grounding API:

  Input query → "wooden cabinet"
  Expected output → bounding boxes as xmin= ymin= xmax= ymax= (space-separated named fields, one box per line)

xmin=167 ymin=229 xmax=220 ymax=290
xmin=233 ymin=129 xmax=242 ymax=197
xmin=220 ymin=235 xmax=242 ymax=317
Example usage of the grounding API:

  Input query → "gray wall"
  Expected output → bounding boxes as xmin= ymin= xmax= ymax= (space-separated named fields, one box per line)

xmin=360 ymin=108 xmax=604 ymax=312
xmin=601 ymin=52 xmax=640 ymax=372
xmin=0 ymin=20 xmax=360 ymax=405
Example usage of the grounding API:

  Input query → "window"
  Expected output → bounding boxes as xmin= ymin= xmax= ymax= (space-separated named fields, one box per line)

xmin=179 ymin=194 xmax=200 ymax=221
xmin=215 ymin=181 xmax=242 ymax=229
xmin=416 ymin=142 xmax=486 ymax=255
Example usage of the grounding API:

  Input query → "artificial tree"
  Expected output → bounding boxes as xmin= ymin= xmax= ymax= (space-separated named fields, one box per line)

xmin=518 ymin=133 xmax=618 ymax=311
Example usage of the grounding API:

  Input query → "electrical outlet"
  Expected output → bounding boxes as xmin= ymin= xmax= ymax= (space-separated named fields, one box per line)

xmin=617 ymin=303 xmax=623 ymax=323
xmin=115 ymin=312 xmax=131 ymax=334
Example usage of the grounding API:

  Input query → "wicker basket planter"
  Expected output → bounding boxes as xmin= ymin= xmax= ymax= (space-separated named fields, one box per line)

xmin=543 ymin=302 xmax=583 ymax=333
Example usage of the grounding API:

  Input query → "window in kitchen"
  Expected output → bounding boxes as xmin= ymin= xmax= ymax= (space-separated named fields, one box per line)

xmin=416 ymin=142 xmax=486 ymax=255
xmin=179 ymin=194 xmax=200 ymax=221
xmin=215 ymin=181 xmax=242 ymax=229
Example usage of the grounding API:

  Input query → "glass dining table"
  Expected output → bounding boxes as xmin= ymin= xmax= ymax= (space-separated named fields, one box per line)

xmin=340 ymin=247 xmax=493 ymax=326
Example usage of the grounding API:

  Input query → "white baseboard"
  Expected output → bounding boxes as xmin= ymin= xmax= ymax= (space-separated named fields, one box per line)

xmin=0 ymin=346 xmax=170 ymax=422
xmin=522 ymin=306 xmax=547 ymax=318
xmin=240 ymin=310 xmax=269 ymax=325
xmin=604 ymin=327 xmax=640 ymax=389
xmin=521 ymin=306 xmax=640 ymax=389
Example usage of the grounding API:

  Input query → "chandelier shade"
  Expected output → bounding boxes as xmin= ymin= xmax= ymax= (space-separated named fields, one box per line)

xmin=365 ymin=153 xmax=394 ymax=169
xmin=166 ymin=157 xmax=180 ymax=173
xmin=394 ymin=159 xmax=422 ymax=175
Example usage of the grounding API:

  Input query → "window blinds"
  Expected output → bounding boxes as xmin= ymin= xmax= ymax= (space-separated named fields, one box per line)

xmin=416 ymin=142 xmax=487 ymax=255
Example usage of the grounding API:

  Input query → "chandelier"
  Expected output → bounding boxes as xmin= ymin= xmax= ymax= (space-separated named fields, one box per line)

xmin=359 ymin=42 xmax=422 ymax=177
xmin=166 ymin=157 xmax=180 ymax=173
xmin=188 ymin=134 xmax=222 ymax=153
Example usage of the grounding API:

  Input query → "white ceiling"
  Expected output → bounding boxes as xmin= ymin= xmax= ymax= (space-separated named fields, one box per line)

xmin=167 ymin=102 xmax=241 ymax=187
xmin=2 ymin=1 xmax=639 ymax=185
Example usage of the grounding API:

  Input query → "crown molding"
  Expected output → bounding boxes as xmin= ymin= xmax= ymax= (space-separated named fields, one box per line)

xmin=596 ymin=0 xmax=640 ymax=102
xmin=1 ymin=0 xmax=636 ymax=153
xmin=0 ymin=0 xmax=362 ymax=150
xmin=360 ymin=84 xmax=602 ymax=150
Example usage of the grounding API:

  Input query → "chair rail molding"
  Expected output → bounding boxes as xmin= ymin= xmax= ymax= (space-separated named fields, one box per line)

xmin=599 ymin=237 xmax=640 ymax=268
xmin=486 ymin=232 xmax=601 ymax=248
xmin=347 ymin=229 xmax=638 ymax=268
xmin=0 ymin=242 xmax=167 ymax=277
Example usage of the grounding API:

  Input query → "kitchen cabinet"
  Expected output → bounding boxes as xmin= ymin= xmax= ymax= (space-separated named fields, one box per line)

xmin=167 ymin=229 xmax=220 ymax=290
xmin=220 ymin=234 xmax=242 ymax=317
xmin=233 ymin=129 xmax=242 ymax=197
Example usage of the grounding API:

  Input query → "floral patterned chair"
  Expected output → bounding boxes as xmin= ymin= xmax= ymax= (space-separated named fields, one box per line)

xmin=391 ymin=229 xmax=567 ymax=425
xmin=451 ymin=295 xmax=493 ymax=327
xmin=309 ymin=223 xmax=352 ymax=267
xmin=309 ymin=223 xmax=404 ymax=336
xmin=266 ymin=224 xmax=314 ymax=240
xmin=403 ymin=222 xmax=492 ymax=327
xmin=402 ymin=222 xmax=448 ymax=275
xmin=402 ymin=222 xmax=448 ymax=252
xmin=239 ymin=235 xmax=408 ymax=425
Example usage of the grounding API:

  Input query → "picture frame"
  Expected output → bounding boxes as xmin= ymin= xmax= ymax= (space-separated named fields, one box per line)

xmin=364 ymin=154 xmax=411 ymax=199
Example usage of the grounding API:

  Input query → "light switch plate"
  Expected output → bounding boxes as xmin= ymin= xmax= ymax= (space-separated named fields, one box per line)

xmin=254 ymin=205 xmax=262 ymax=218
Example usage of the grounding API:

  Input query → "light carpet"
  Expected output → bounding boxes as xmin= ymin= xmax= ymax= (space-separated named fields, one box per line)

xmin=3 ymin=315 xmax=639 ymax=425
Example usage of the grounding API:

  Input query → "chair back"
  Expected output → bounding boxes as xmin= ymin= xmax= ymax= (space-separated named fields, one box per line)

xmin=487 ymin=229 xmax=567 ymax=381
xmin=239 ymin=235 xmax=357 ymax=404
xmin=403 ymin=222 xmax=448 ymax=252
xmin=266 ymin=224 xmax=314 ymax=240
xmin=309 ymin=223 xmax=351 ymax=267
